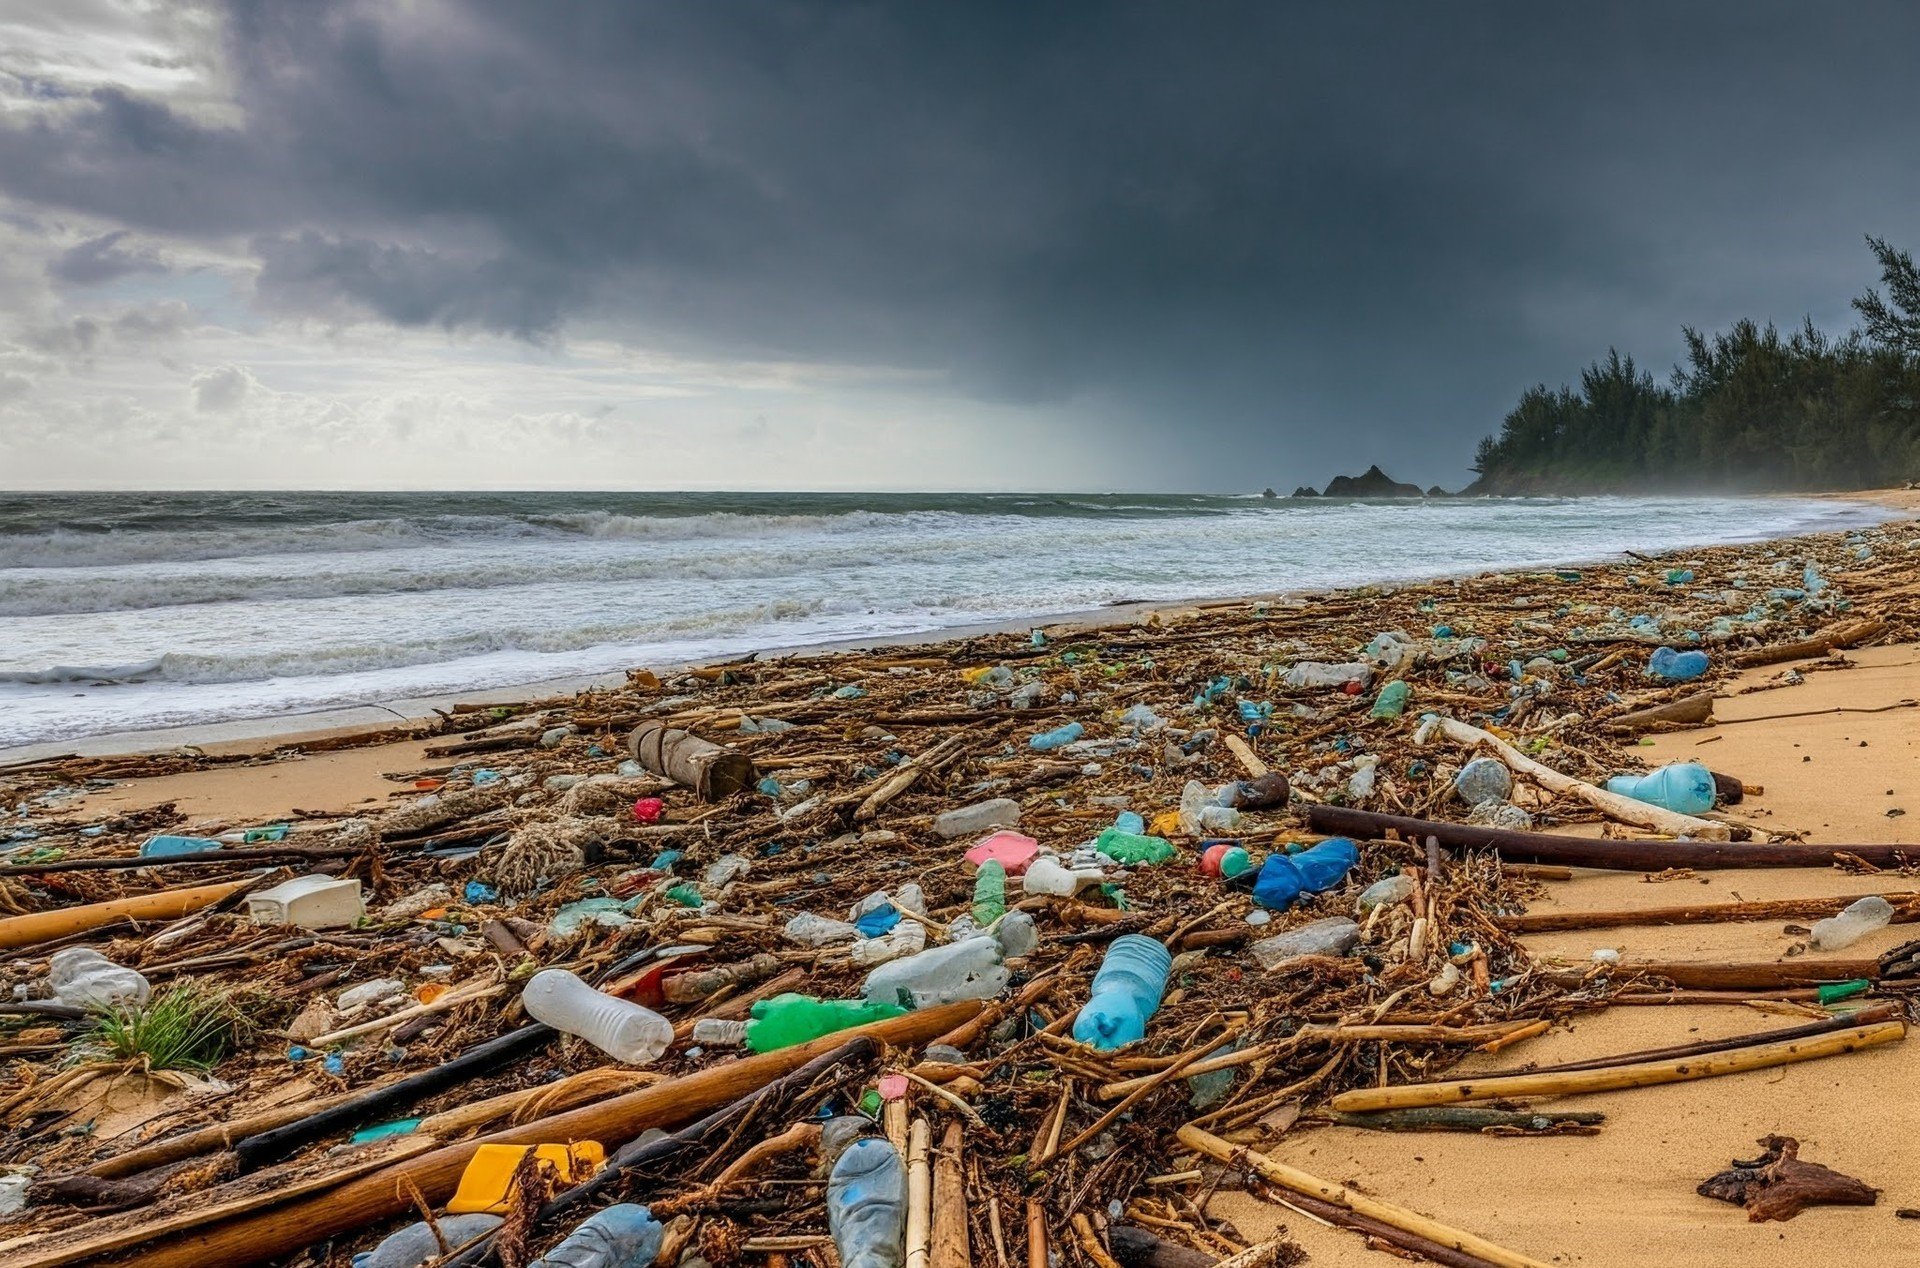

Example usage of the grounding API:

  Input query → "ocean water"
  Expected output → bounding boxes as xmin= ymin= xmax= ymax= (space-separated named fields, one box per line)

xmin=0 ymin=490 xmax=1884 ymax=750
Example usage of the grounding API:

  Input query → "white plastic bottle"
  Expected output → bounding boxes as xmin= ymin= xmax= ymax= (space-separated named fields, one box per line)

xmin=47 ymin=947 xmax=150 ymax=1010
xmin=520 ymin=969 xmax=674 ymax=1064
xmin=1021 ymin=856 xmax=1105 ymax=897
xmin=861 ymin=938 xmax=1008 ymax=1009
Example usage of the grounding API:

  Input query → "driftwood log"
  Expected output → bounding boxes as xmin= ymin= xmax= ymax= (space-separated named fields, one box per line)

xmin=1306 ymin=805 xmax=1920 ymax=871
xmin=0 ymin=878 xmax=254 ymax=951
xmin=628 ymin=722 xmax=758 ymax=801
xmin=1698 ymin=1135 xmax=1880 ymax=1221
xmin=1604 ymin=690 xmax=1716 ymax=732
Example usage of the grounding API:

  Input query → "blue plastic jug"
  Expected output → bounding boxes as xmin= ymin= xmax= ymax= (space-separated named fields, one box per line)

xmin=1251 ymin=837 xmax=1361 ymax=910
xmin=1605 ymin=762 xmax=1716 ymax=816
xmin=1072 ymin=935 xmax=1172 ymax=1049
xmin=1647 ymin=647 xmax=1709 ymax=682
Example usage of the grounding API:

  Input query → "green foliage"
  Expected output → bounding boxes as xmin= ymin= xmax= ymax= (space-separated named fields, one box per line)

xmin=1472 ymin=240 xmax=1920 ymax=493
xmin=83 ymin=983 xmax=243 ymax=1072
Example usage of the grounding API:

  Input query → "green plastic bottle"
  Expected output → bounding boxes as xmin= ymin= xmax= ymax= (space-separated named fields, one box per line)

xmin=743 ymin=993 xmax=908 ymax=1053
xmin=972 ymin=860 xmax=1007 ymax=925
xmin=1370 ymin=680 xmax=1410 ymax=719
xmin=1093 ymin=828 xmax=1176 ymax=865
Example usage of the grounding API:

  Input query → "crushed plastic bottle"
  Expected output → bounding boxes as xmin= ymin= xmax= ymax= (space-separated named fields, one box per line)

xmin=529 ymin=1203 xmax=663 ymax=1268
xmin=47 ymin=948 xmax=150 ymax=1010
xmin=862 ymin=937 xmax=1008 ymax=1009
xmin=1283 ymin=661 xmax=1370 ymax=689
xmin=1356 ymin=874 xmax=1415 ymax=911
xmin=1178 ymin=781 xmax=1242 ymax=834
xmin=1249 ymin=917 xmax=1361 ymax=969
xmin=827 ymin=1137 xmax=907 ymax=1268
xmin=337 ymin=978 xmax=406 ymax=1011
xmin=520 ymin=969 xmax=674 ymax=1065
xmin=1605 ymin=761 xmax=1716 ymax=816
xmin=784 ymin=912 xmax=861 ymax=946
xmin=741 ymin=994 xmax=908 ymax=1052
xmin=1647 ymin=647 xmax=1710 ymax=682
xmin=1073 ymin=935 xmax=1172 ymax=1049
xmin=1346 ymin=756 xmax=1379 ymax=801
xmin=1810 ymin=896 xmax=1895 ymax=951
xmin=971 ymin=861 xmax=1007 ymax=925
xmin=1092 ymin=827 xmax=1176 ymax=865
xmin=355 ymin=1214 xmax=505 ymax=1268
xmin=1113 ymin=809 xmax=1146 ymax=835
xmin=1251 ymin=838 xmax=1361 ymax=910
xmin=1029 ymin=722 xmax=1084 ymax=751
xmin=1022 ymin=855 xmax=1107 ymax=897
xmin=1370 ymin=680 xmax=1410 ymax=719
xmin=933 ymin=799 xmax=1022 ymax=839
xmin=1454 ymin=757 xmax=1512 ymax=806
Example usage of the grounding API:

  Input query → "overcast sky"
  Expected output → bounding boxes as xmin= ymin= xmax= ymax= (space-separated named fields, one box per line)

xmin=1 ymin=1 xmax=1916 ymax=492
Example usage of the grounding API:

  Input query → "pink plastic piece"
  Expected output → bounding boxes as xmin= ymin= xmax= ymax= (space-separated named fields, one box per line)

xmin=964 ymin=830 xmax=1040 ymax=876
xmin=632 ymin=797 xmax=665 ymax=824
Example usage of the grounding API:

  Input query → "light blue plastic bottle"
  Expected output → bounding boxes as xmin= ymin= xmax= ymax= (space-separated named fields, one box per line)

xmin=529 ymin=1205 xmax=663 ymax=1268
xmin=356 ymin=1214 xmax=504 ymax=1268
xmin=1029 ymin=721 xmax=1084 ymax=751
xmin=828 ymin=1138 xmax=907 ymax=1268
xmin=1072 ymin=935 xmax=1172 ymax=1049
xmin=1605 ymin=762 xmax=1716 ymax=816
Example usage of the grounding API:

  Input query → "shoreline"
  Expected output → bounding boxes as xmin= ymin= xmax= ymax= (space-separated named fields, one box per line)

xmin=5 ymin=488 xmax=1910 ymax=765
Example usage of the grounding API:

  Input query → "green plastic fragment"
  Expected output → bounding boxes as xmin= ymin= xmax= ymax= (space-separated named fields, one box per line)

xmin=1817 ymin=979 xmax=1870 ymax=1006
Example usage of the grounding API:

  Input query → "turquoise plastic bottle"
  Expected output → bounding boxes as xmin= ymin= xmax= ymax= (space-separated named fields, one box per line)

xmin=1072 ymin=935 xmax=1172 ymax=1049
xmin=1605 ymin=762 xmax=1715 ymax=816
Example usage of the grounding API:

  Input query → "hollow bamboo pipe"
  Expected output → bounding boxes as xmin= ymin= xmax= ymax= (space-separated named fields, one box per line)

xmin=104 ymin=1000 xmax=982 ymax=1268
xmin=0 ymin=878 xmax=253 ymax=951
xmin=1328 ymin=1018 xmax=1905 ymax=1113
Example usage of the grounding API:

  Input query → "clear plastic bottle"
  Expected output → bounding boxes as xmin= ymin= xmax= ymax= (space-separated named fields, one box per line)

xmin=691 ymin=1018 xmax=749 ymax=1047
xmin=784 ymin=912 xmax=860 ymax=946
xmin=529 ymin=1204 xmax=663 ymax=1268
xmin=827 ymin=1138 xmax=906 ymax=1268
xmin=520 ymin=969 xmax=674 ymax=1065
xmin=337 ymin=978 xmax=406 ymax=1011
xmin=1810 ymin=896 xmax=1895 ymax=951
xmin=933 ymin=799 xmax=1022 ymax=840
xmin=1178 ymin=781 xmax=1242 ymax=834
xmin=861 ymin=938 xmax=1008 ymax=1009
xmin=355 ymin=1214 xmax=504 ymax=1268
xmin=663 ymin=953 xmax=785 ymax=1004
xmin=1249 ymin=917 xmax=1360 ymax=969
xmin=1283 ymin=661 xmax=1370 ymax=689
xmin=1072 ymin=935 xmax=1172 ymax=1049
xmin=46 ymin=948 xmax=150 ymax=1010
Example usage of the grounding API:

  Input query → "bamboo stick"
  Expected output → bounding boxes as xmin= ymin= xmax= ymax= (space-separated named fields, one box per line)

xmin=1415 ymin=715 xmax=1729 ymax=838
xmin=1328 ymin=1018 xmax=1905 ymax=1113
xmin=1025 ymin=1198 xmax=1048 ymax=1268
xmin=906 ymin=1118 xmax=933 ymax=1268
xmin=1498 ymin=892 xmax=1920 ymax=933
xmin=1177 ymin=1126 xmax=1551 ymax=1268
xmin=1514 ymin=1004 xmax=1897 ymax=1077
xmin=105 ymin=1001 xmax=981 ymax=1268
xmin=930 ymin=1121 xmax=969 ymax=1268
xmin=0 ymin=878 xmax=253 ymax=951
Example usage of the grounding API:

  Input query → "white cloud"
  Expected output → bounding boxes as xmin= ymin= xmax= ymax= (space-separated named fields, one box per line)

xmin=188 ymin=362 xmax=255 ymax=411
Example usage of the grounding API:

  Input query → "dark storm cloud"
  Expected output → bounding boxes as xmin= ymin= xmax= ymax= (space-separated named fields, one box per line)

xmin=48 ymin=229 xmax=167 ymax=285
xmin=3 ymin=1 xmax=1918 ymax=484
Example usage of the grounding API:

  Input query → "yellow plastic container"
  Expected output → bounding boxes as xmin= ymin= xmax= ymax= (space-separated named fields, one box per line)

xmin=445 ymin=1141 xmax=605 ymax=1214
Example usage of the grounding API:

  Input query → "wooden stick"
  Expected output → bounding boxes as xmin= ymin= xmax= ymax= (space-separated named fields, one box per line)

xmin=0 ymin=879 xmax=253 ymax=950
xmin=1498 ymin=893 xmax=1920 ymax=933
xmin=930 ymin=1121 xmax=969 ymax=1268
xmin=906 ymin=1118 xmax=933 ymax=1268
xmin=1071 ymin=1213 xmax=1125 ymax=1268
xmin=1415 ymin=715 xmax=1729 ymax=839
xmin=1025 ymin=1198 xmax=1048 ymax=1268
xmin=304 ymin=979 xmax=503 ymax=1048
xmin=1513 ymin=1005 xmax=1897 ymax=1076
xmin=107 ymin=1001 xmax=981 ymax=1268
xmin=1177 ymin=1126 xmax=1551 ymax=1268
xmin=1307 ymin=805 xmax=1920 ymax=871
xmin=1328 ymin=1019 xmax=1905 ymax=1113
xmin=1223 ymin=734 xmax=1269 ymax=778
xmin=1602 ymin=690 xmax=1715 ymax=732
xmin=1258 ymin=1188 xmax=1502 ymax=1268
xmin=1596 ymin=959 xmax=1881 ymax=991
xmin=83 ymin=1083 xmax=380 ymax=1179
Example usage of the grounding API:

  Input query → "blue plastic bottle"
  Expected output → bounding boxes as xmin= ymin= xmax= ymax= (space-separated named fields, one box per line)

xmin=1029 ymin=721 xmax=1084 ymax=751
xmin=529 ymin=1204 xmax=663 ymax=1268
xmin=140 ymin=835 xmax=221 ymax=858
xmin=1605 ymin=762 xmax=1716 ymax=816
xmin=1646 ymin=647 xmax=1710 ymax=682
xmin=1072 ymin=935 xmax=1172 ymax=1049
xmin=1250 ymin=838 xmax=1361 ymax=910
xmin=827 ymin=1138 xmax=907 ymax=1268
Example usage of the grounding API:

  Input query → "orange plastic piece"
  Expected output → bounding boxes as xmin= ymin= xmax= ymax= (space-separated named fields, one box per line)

xmin=445 ymin=1141 xmax=605 ymax=1214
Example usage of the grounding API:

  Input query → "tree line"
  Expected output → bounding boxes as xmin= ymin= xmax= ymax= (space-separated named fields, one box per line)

xmin=1468 ymin=237 xmax=1920 ymax=493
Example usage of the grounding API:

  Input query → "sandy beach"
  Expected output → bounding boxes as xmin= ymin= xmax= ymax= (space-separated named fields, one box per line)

xmin=4 ymin=495 xmax=1919 ymax=1267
